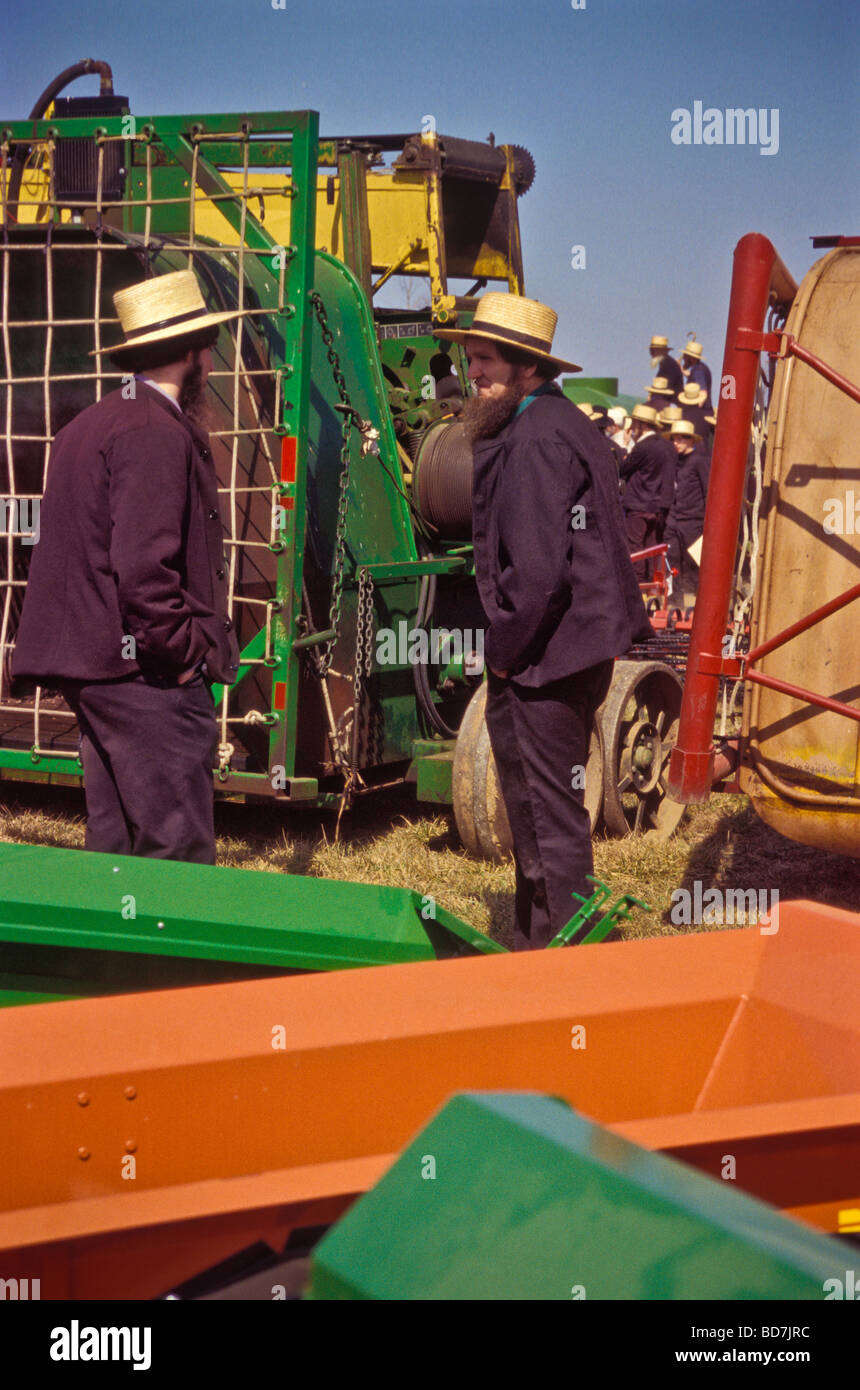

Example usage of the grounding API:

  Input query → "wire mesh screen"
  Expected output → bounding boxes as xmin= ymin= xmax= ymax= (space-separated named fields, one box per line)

xmin=0 ymin=129 xmax=293 ymax=778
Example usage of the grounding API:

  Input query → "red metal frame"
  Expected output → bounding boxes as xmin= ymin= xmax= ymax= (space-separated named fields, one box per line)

xmin=666 ymin=234 xmax=805 ymax=803
xmin=697 ymin=583 xmax=860 ymax=723
xmin=737 ymin=328 xmax=860 ymax=405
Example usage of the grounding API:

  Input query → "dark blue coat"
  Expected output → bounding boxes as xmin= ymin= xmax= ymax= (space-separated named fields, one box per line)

xmin=680 ymin=401 xmax=712 ymax=446
xmin=657 ymin=353 xmax=684 ymax=398
xmin=620 ymin=432 xmax=677 ymax=512
xmin=12 ymin=383 xmax=240 ymax=687
xmin=686 ymin=359 xmax=713 ymax=408
xmin=668 ymin=446 xmax=710 ymax=529
xmin=471 ymin=388 xmax=652 ymax=686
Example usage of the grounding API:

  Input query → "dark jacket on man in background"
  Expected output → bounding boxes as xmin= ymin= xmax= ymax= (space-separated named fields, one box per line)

xmin=620 ymin=431 xmax=677 ymax=514
xmin=667 ymin=446 xmax=710 ymax=532
xmin=12 ymin=383 xmax=240 ymax=689
xmin=686 ymin=359 xmax=713 ymax=409
xmin=657 ymin=353 xmax=684 ymax=398
xmin=680 ymin=400 xmax=713 ymax=448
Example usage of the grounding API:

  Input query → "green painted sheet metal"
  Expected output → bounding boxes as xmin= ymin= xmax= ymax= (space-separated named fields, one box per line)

xmin=0 ymin=841 xmax=503 ymax=1005
xmin=414 ymin=750 xmax=454 ymax=804
xmin=307 ymin=1092 xmax=846 ymax=1301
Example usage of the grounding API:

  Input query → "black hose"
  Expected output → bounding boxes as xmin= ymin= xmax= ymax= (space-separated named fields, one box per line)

xmin=412 ymin=537 xmax=459 ymax=738
xmin=7 ymin=60 xmax=115 ymax=220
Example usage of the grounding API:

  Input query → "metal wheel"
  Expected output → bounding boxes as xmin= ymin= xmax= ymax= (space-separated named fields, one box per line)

xmin=452 ymin=682 xmax=604 ymax=861
xmin=598 ymin=659 xmax=685 ymax=838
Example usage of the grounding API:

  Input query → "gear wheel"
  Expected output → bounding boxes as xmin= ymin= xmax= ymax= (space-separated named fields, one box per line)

xmin=508 ymin=145 xmax=535 ymax=196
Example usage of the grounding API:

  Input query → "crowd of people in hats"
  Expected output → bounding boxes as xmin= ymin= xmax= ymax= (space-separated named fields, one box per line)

xmin=578 ymin=333 xmax=716 ymax=605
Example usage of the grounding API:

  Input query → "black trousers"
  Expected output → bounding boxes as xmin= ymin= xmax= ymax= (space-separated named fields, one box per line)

xmin=57 ymin=671 xmax=218 ymax=863
xmin=485 ymin=660 xmax=614 ymax=950
xmin=664 ymin=522 xmax=701 ymax=602
xmin=624 ymin=510 xmax=667 ymax=580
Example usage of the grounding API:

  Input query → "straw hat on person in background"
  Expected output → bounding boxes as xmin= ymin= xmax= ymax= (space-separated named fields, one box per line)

xmin=658 ymin=404 xmax=683 ymax=431
xmin=678 ymin=382 xmax=707 ymax=407
xmin=682 ymin=338 xmax=704 ymax=361
xmin=668 ymin=419 xmax=703 ymax=445
xmin=435 ymin=292 xmax=582 ymax=374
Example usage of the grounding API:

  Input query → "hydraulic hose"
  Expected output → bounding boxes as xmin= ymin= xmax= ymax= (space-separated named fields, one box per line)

xmin=7 ymin=60 xmax=115 ymax=221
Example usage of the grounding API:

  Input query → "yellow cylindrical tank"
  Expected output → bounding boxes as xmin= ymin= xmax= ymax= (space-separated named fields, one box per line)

xmin=740 ymin=246 xmax=859 ymax=855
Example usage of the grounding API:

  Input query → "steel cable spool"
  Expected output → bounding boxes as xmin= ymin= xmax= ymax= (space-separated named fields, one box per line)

xmin=412 ymin=419 xmax=474 ymax=540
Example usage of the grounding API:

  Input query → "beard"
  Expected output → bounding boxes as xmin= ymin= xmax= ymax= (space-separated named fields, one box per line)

xmin=650 ymin=355 xmax=662 ymax=369
xmin=460 ymin=381 xmax=529 ymax=442
xmin=179 ymin=354 xmax=212 ymax=430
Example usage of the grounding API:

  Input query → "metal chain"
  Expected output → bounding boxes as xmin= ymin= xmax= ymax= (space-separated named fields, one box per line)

xmin=350 ymin=568 xmax=375 ymax=772
xmin=310 ymin=291 xmax=354 ymax=676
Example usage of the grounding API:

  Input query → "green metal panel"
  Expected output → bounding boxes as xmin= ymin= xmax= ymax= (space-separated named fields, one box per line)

xmin=307 ymin=1092 xmax=846 ymax=1301
xmin=0 ymin=841 xmax=502 ymax=1004
xmin=414 ymin=749 xmax=455 ymax=805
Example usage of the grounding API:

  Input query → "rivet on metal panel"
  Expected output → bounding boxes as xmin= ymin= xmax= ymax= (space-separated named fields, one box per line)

xmin=124 ymin=1140 xmax=137 ymax=1154
xmin=124 ymin=1086 xmax=137 ymax=1100
xmin=77 ymin=1147 xmax=90 ymax=1161
xmin=77 ymin=1092 xmax=90 ymax=1106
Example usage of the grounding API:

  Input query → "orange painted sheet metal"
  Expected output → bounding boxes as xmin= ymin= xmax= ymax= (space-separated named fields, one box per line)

xmin=0 ymin=901 xmax=857 ymax=1297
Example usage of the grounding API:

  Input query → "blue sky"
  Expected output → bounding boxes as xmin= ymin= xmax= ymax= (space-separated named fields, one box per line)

xmin=2 ymin=0 xmax=857 ymax=393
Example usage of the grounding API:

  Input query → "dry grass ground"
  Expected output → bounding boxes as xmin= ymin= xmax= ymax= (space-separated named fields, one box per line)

xmin=0 ymin=777 xmax=855 ymax=950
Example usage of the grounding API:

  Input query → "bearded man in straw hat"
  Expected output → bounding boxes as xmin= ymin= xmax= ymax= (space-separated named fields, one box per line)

xmin=12 ymin=269 xmax=240 ymax=862
xmin=664 ymin=418 xmax=710 ymax=605
xmin=437 ymin=293 xmax=652 ymax=949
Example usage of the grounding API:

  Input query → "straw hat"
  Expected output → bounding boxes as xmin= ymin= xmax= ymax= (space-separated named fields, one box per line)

xmin=678 ymin=382 xmax=707 ymax=406
xmin=669 ymin=419 xmax=702 ymax=443
xmin=650 ymin=334 xmax=670 ymax=350
xmin=435 ymin=292 xmax=581 ymax=373
xmin=682 ymin=338 xmax=704 ymax=360
xmin=631 ymin=404 xmax=659 ymax=427
xmin=647 ymin=376 xmax=674 ymax=397
xmin=607 ymin=406 xmax=626 ymax=427
xmin=658 ymin=405 xmax=683 ymax=428
xmin=93 ymin=269 xmax=241 ymax=356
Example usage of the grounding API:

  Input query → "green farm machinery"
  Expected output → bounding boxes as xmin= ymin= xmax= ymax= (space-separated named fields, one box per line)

xmin=0 ymin=77 xmax=685 ymax=852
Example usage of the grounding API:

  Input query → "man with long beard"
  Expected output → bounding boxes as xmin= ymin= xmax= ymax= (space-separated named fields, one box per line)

xmin=12 ymin=270 xmax=240 ymax=862
xmin=438 ymin=293 xmax=652 ymax=949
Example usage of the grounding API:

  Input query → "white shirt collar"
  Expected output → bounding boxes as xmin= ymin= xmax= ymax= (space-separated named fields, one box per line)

xmin=137 ymin=376 xmax=183 ymax=413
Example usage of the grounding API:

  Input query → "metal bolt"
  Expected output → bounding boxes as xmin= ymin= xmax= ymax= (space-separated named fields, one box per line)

xmin=77 ymin=1146 xmax=90 ymax=1161
xmin=77 ymin=1092 xmax=90 ymax=1106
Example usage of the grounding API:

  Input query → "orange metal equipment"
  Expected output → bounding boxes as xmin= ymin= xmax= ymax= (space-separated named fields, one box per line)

xmin=0 ymin=900 xmax=857 ymax=1298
